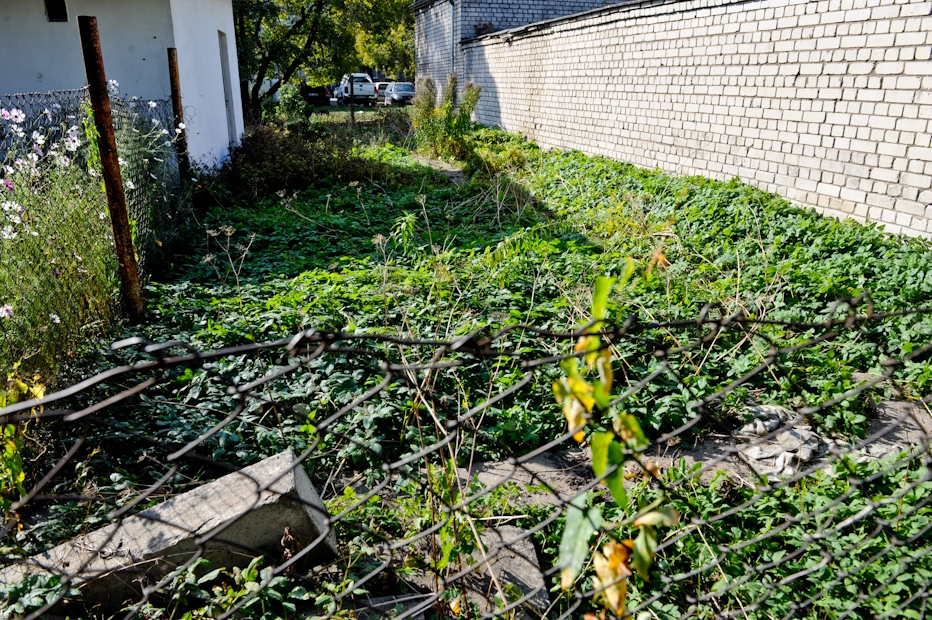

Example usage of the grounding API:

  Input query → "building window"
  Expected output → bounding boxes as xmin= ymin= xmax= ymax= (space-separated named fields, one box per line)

xmin=45 ymin=0 xmax=68 ymax=22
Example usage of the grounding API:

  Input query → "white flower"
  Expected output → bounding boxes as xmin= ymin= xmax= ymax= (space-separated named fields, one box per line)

xmin=49 ymin=313 xmax=61 ymax=324
xmin=43 ymin=108 xmax=52 ymax=122
xmin=152 ymin=119 xmax=160 ymax=125
xmin=56 ymin=155 xmax=71 ymax=168
xmin=161 ymin=129 xmax=169 ymax=135
xmin=118 ymin=157 xmax=127 ymax=167
xmin=174 ymin=128 xmax=182 ymax=134
xmin=32 ymin=131 xmax=45 ymax=146
xmin=9 ymin=109 xmax=25 ymax=123
xmin=8 ymin=213 xmax=21 ymax=225
xmin=88 ymin=169 xmax=100 ymax=178
xmin=178 ymin=123 xmax=186 ymax=130
xmin=107 ymin=79 xmax=120 ymax=96
xmin=0 ymin=305 xmax=11 ymax=318
xmin=26 ymin=153 xmax=38 ymax=164
xmin=1 ymin=201 xmax=16 ymax=212
xmin=1 ymin=227 xmax=16 ymax=240
xmin=125 ymin=180 xmax=136 ymax=190
xmin=99 ymin=212 xmax=107 ymax=220
xmin=148 ymin=101 xmax=157 ymax=109
xmin=11 ymin=124 xmax=24 ymax=138
xmin=74 ymin=254 xmax=82 ymax=262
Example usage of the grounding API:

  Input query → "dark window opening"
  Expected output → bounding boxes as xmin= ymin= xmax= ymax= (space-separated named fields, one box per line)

xmin=45 ymin=0 xmax=68 ymax=22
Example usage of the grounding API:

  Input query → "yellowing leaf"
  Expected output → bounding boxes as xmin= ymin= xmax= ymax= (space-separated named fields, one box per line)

xmin=592 ymin=542 xmax=632 ymax=615
xmin=632 ymin=506 xmax=680 ymax=528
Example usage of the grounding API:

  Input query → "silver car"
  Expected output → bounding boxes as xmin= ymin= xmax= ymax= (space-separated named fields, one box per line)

xmin=383 ymin=82 xmax=415 ymax=106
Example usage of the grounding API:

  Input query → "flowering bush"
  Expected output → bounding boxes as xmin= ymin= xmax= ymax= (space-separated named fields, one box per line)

xmin=0 ymin=90 xmax=181 ymax=377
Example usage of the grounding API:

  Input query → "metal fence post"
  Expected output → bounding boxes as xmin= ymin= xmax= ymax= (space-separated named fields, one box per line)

xmin=77 ymin=16 xmax=145 ymax=324
xmin=167 ymin=48 xmax=191 ymax=181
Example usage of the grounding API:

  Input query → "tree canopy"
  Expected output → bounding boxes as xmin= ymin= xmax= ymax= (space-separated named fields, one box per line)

xmin=234 ymin=0 xmax=414 ymax=113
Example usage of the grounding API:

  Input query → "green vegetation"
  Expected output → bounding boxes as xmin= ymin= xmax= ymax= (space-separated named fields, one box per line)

xmin=4 ymin=107 xmax=932 ymax=618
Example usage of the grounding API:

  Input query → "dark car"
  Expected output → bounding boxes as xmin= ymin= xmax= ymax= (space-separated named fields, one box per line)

xmin=301 ymin=84 xmax=331 ymax=107
xmin=383 ymin=82 xmax=415 ymax=106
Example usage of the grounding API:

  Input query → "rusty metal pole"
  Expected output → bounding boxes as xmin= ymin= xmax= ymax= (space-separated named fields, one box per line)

xmin=167 ymin=47 xmax=191 ymax=180
xmin=78 ymin=16 xmax=145 ymax=324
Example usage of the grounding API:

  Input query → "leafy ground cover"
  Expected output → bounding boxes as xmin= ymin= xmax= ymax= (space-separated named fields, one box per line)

xmin=4 ymin=110 xmax=932 ymax=618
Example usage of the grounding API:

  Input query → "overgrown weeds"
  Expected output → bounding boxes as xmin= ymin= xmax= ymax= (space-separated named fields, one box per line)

xmin=412 ymin=74 xmax=482 ymax=161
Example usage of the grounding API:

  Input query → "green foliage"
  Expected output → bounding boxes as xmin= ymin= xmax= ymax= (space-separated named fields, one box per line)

xmin=7 ymin=115 xmax=932 ymax=618
xmin=0 ymin=573 xmax=78 ymax=619
xmin=412 ymin=74 xmax=482 ymax=160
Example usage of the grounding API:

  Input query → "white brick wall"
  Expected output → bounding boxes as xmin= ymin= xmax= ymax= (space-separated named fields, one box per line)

xmin=416 ymin=0 xmax=613 ymax=99
xmin=430 ymin=0 xmax=932 ymax=237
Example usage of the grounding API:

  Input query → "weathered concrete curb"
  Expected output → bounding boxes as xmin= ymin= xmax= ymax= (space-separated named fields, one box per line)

xmin=1 ymin=450 xmax=337 ymax=607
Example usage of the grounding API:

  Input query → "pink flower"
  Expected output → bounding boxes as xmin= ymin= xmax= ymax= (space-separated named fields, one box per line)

xmin=0 ymin=305 xmax=11 ymax=318
xmin=1 ymin=180 xmax=12 ymax=191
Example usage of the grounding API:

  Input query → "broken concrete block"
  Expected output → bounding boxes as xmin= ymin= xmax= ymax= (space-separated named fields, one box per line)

xmin=409 ymin=526 xmax=548 ymax=618
xmin=461 ymin=525 xmax=549 ymax=616
xmin=1 ymin=450 xmax=336 ymax=608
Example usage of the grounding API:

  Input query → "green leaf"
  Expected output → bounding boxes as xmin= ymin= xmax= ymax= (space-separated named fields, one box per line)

xmin=558 ymin=495 xmax=602 ymax=589
xmin=605 ymin=440 xmax=628 ymax=509
xmin=196 ymin=568 xmax=222 ymax=585
xmin=591 ymin=431 xmax=613 ymax=478
xmin=632 ymin=525 xmax=657 ymax=581
xmin=592 ymin=276 xmax=616 ymax=321
xmin=591 ymin=432 xmax=628 ymax=508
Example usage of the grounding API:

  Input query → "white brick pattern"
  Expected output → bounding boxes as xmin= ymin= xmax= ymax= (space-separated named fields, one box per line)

xmin=421 ymin=0 xmax=932 ymax=237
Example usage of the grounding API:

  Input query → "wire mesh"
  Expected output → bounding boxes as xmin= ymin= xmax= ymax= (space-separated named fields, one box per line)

xmin=0 ymin=88 xmax=181 ymax=371
xmin=1 ymin=298 xmax=930 ymax=619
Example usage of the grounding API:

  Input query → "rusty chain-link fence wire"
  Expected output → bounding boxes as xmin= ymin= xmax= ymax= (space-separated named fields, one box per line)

xmin=0 ymin=87 xmax=181 ymax=276
xmin=0 ymin=88 xmax=183 ymax=371
xmin=0 ymin=299 xmax=931 ymax=620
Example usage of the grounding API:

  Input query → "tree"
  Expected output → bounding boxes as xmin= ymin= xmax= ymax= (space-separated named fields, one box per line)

xmin=234 ymin=0 xmax=351 ymax=115
xmin=233 ymin=0 xmax=414 ymax=118
xmin=346 ymin=0 xmax=415 ymax=79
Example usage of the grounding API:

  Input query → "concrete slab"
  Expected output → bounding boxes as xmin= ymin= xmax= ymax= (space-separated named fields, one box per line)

xmin=456 ymin=451 xmax=592 ymax=508
xmin=1 ymin=450 xmax=337 ymax=608
xmin=408 ymin=526 xmax=549 ymax=618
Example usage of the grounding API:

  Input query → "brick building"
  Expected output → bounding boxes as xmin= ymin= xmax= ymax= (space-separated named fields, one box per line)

xmin=415 ymin=0 xmax=932 ymax=237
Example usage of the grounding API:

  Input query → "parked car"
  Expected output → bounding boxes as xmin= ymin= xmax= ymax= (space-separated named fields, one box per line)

xmin=336 ymin=73 xmax=378 ymax=106
xmin=375 ymin=82 xmax=390 ymax=104
xmin=300 ymin=83 xmax=330 ymax=107
xmin=382 ymin=82 xmax=415 ymax=106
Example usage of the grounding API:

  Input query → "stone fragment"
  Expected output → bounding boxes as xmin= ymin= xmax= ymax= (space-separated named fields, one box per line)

xmin=1 ymin=451 xmax=337 ymax=608
xmin=741 ymin=443 xmax=785 ymax=461
xmin=776 ymin=429 xmax=809 ymax=451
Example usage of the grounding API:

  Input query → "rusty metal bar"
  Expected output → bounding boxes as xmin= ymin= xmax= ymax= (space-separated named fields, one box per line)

xmin=77 ymin=15 xmax=145 ymax=324
xmin=167 ymin=47 xmax=191 ymax=180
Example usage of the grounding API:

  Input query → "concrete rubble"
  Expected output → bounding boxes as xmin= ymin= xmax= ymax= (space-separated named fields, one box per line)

xmin=735 ymin=402 xmax=931 ymax=479
xmin=0 ymin=450 xmax=337 ymax=607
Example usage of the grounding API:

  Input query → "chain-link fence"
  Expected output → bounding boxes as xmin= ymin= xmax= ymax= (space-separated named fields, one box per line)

xmin=0 ymin=298 xmax=930 ymax=619
xmin=0 ymin=88 xmax=182 ymax=373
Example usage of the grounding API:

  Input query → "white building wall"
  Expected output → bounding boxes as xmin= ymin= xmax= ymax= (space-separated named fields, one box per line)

xmin=459 ymin=0 xmax=932 ymax=237
xmin=169 ymin=0 xmax=244 ymax=165
xmin=0 ymin=0 xmax=175 ymax=99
